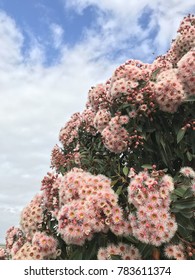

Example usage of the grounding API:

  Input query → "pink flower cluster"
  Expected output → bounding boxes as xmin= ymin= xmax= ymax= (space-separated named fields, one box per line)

xmin=151 ymin=56 xmax=172 ymax=75
xmin=94 ymin=109 xmax=111 ymax=132
xmin=0 ymin=248 xmax=6 ymax=260
xmin=109 ymin=78 xmax=133 ymax=101
xmin=20 ymin=194 xmax=44 ymax=240
xmin=108 ymin=60 xmax=155 ymax=110
xmin=5 ymin=198 xmax=59 ymax=260
xmin=13 ymin=242 xmax=43 ymax=260
xmin=85 ymin=16 xmax=194 ymax=124
xmin=166 ymin=14 xmax=195 ymax=63
xmin=5 ymin=226 xmax=25 ymax=258
xmin=13 ymin=232 xmax=59 ymax=260
xmin=111 ymin=59 xmax=150 ymax=85
xmin=97 ymin=243 xmax=141 ymax=260
xmin=59 ymin=112 xmax=81 ymax=147
xmin=128 ymin=170 xmax=177 ymax=246
xmin=51 ymin=15 xmax=195 ymax=162
xmin=164 ymin=243 xmax=186 ymax=260
xmin=88 ymin=84 xmax=109 ymax=112
xmin=177 ymin=49 xmax=195 ymax=96
xmin=56 ymin=169 xmax=129 ymax=245
xmin=179 ymin=166 xmax=195 ymax=179
xmin=81 ymin=108 xmax=96 ymax=135
xmin=32 ymin=232 xmax=58 ymax=258
xmin=101 ymin=115 xmax=129 ymax=153
xmin=154 ymin=69 xmax=186 ymax=112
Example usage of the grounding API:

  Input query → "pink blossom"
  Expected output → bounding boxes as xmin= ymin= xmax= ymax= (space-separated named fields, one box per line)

xmin=97 ymin=243 xmax=141 ymax=260
xmin=59 ymin=112 xmax=82 ymax=147
xmin=177 ymin=49 xmax=195 ymax=96
xmin=164 ymin=243 xmax=186 ymax=260
xmin=0 ymin=248 xmax=6 ymax=260
xmin=88 ymin=84 xmax=109 ymax=111
xmin=20 ymin=193 xmax=44 ymax=239
xmin=94 ymin=109 xmax=111 ymax=132
xmin=154 ymin=69 xmax=186 ymax=113
xmin=180 ymin=166 xmax=195 ymax=178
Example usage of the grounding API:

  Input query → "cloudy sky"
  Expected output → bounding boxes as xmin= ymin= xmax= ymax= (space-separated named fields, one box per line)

xmin=0 ymin=0 xmax=194 ymax=243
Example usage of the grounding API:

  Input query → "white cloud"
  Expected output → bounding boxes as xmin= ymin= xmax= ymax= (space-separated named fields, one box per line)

xmin=0 ymin=11 xmax=23 ymax=68
xmin=0 ymin=10 xmax=116 ymax=243
xmin=50 ymin=23 xmax=64 ymax=49
xmin=65 ymin=0 xmax=195 ymax=56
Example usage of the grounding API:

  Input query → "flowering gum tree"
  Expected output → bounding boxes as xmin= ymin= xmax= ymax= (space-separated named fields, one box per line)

xmin=3 ymin=15 xmax=195 ymax=260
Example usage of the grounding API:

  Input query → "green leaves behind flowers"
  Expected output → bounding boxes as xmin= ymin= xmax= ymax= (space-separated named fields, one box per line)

xmin=177 ymin=128 xmax=186 ymax=144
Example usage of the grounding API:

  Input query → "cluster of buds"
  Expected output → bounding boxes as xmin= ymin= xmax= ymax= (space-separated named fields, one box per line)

xmin=129 ymin=129 xmax=144 ymax=149
xmin=41 ymin=172 xmax=61 ymax=211
xmin=181 ymin=120 xmax=195 ymax=131
xmin=51 ymin=144 xmax=81 ymax=172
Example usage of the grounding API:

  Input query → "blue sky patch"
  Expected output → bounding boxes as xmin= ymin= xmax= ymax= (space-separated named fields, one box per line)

xmin=138 ymin=6 xmax=153 ymax=30
xmin=0 ymin=0 xmax=98 ymax=65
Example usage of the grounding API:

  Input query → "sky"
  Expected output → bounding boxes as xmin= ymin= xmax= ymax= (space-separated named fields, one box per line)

xmin=0 ymin=0 xmax=194 ymax=244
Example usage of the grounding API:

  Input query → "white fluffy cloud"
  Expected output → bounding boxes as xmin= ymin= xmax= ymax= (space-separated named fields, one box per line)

xmin=50 ymin=23 xmax=64 ymax=49
xmin=0 ymin=1 xmax=194 ymax=243
xmin=65 ymin=0 xmax=195 ymax=58
xmin=0 ymin=10 xmax=116 ymax=243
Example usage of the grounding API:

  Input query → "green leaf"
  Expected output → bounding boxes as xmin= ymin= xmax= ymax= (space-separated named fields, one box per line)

xmin=176 ymin=214 xmax=195 ymax=231
xmin=137 ymin=243 xmax=153 ymax=259
xmin=177 ymin=224 xmax=191 ymax=238
xmin=110 ymin=254 xmax=122 ymax=260
xmin=123 ymin=166 xmax=129 ymax=176
xmin=172 ymin=187 xmax=187 ymax=197
xmin=172 ymin=197 xmax=195 ymax=210
xmin=186 ymin=151 xmax=193 ymax=161
xmin=150 ymin=68 xmax=161 ymax=81
xmin=141 ymin=164 xmax=153 ymax=169
xmin=184 ymin=95 xmax=195 ymax=102
xmin=83 ymin=240 xmax=98 ymax=260
xmin=116 ymin=185 xmax=123 ymax=195
xmin=70 ymin=248 xmax=83 ymax=260
xmin=111 ymin=179 xmax=119 ymax=186
xmin=177 ymin=128 xmax=186 ymax=144
xmin=124 ymin=235 xmax=139 ymax=244
xmin=118 ymin=103 xmax=131 ymax=111
xmin=160 ymin=136 xmax=166 ymax=152
xmin=180 ymin=209 xmax=194 ymax=219
xmin=183 ymin=187 xmax=193 ymax=199
xmin=155 ymin=131 xmax=160 ymax=145
xmin=171 ymin=194 xmax=179 ymax=202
